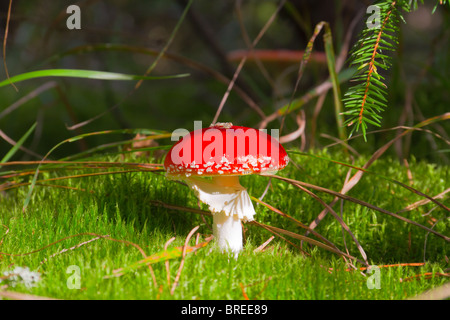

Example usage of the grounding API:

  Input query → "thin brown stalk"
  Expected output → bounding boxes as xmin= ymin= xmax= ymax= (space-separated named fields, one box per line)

xmin=302 ymin=157 xmax=354 ymax=240
xmin=279 ymin=112 xmax=306 ymax=144
xmin=234 ymin=0 xmax=276 ymax=91
xmin=324 ymin=124 xmax=450 ymax=150
xmin=294 ymin=183 xmax=369 ymax=265
xmin=320 ymin=133 xmax=360 ymax=157
xmin=2 ymin=0 xmax=17 ymax=91
xmin=164 ymin=237 xmax=176 ymax=288
xmin=0 ymin=159 xmax=162 ymax=166
xmin=398 ymin=188 xmax=450 ymax=213
xmin=0 ymin=129 xmax=43 ymax=159
xmin=356 ymin=262 xmax=426 ymax=271
xmin=0 ymin=81 xmax=57 ymax=120
xmin=279 ymin=21 xmax=328 ymax=134
xmin=40 ymin=236 xmax=104 ymax=265
xmin=253 ymin=236 xmax=275 ymax=253
xmin=176 ymin=0 xmax=257 ymax=101
xmin=135 ymin=0 xmax=192 ymax=90
xmin=150 ymin=200 xmax=212 ymax=217
xmin=0 ymin=224 xmax=9 ymax=246
xmin=170 ymin=226 xmax=199 ymax=295
xmin=239 ymin=276 xmax=273 ymax=300
xmin=239 ymin=283 xmax=250 ymax=300
xmin=423 ymin=217 xmax=448 ymax=262
xmin=211 ymin=0 xmax=286 ymax=125
xmin=250 ymin=221 xmax=309 ymax=256
xmin=400 ymin=272 xmax=450 ymax=283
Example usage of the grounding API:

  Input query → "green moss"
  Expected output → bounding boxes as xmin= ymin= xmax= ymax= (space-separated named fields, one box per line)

xmin=0 ymin=150 xmax=448 ymax=299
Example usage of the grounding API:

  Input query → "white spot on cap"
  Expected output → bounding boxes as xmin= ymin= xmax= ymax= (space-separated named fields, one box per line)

xmin=220 ymin=155 xmax=230 ymax=164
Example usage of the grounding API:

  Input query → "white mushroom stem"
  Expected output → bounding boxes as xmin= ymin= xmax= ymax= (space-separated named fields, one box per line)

xmin=183 ymin=175 xmax=256 ymax=256
xmin=213 ymin=210 xmax=244 ymax=255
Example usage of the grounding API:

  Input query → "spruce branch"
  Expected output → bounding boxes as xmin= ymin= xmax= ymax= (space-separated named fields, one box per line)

xmin=343 ymin=0 xmax=449 ymax=140
xmin=343 ymin=0 xmax=404 ymax=140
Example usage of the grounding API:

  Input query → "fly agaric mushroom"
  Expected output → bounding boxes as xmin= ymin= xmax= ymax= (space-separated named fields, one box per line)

xmin=164 ymin=122 xmax=289 ymax=256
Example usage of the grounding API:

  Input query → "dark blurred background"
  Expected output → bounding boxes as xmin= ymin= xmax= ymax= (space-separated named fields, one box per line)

xmin=0 ymin=0 xmax=448 ymax=163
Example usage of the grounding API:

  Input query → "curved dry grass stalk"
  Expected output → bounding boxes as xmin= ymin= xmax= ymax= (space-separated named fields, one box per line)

xmin=39 ymin=235 xmax=104 ymax=265
xmin=164 ymin=237 xmax=176 ymax=287
xmin=0 ymin=81 xmax=57 ymax=121
xmin=398 ymin=188 xmax=450 ymax=214
xmin=251 ymin=220 xmax=309 ymax=256
xmin=170 ymin=225 xmax=199 ymax=295
xmin=293 ymin=183 xmax=369 ymax=265
xmin=0 ymin=129 xmax=43 ymax=160
xmin=279 ymin=112 xmax=306 ymax=144
xmin=2 ymin=0 xmax=17 ymax=92
xmin=253 ymin=236 xmax=275 ymax=253
xmin=0 ymin=224 xmax=9 ymax=246
xmin=320 ymin=133 xmax=360 ymax=157
xmin=239 ymin=276 xmax=273 ymax=300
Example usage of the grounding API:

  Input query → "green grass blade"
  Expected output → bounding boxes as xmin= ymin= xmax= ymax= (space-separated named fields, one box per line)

xmin=107 ymin=238 xmax=212 ymax=278
xmin=323 ymin=23 xmax=347 ymax=143
xmin=0 ymin=122 xmax=37 ymax=164
xmin=0 ymin=69 xmax=190 ymax=88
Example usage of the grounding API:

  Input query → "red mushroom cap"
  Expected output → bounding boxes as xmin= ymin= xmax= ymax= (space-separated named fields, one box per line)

xmin=164 ymin=123 xmax=289 ymax=177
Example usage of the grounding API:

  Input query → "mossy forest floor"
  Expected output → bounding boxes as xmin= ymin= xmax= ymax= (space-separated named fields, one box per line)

xmin=0 ymin=149 xmax=448 ymax=300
